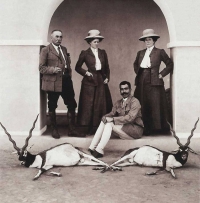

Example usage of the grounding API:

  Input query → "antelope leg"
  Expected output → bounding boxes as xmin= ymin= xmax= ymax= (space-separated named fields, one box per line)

xmin=33 ymin=169 xmax=44 ymax=180
xmin=110 ymin=166 xmax=123 ymax=171
xmin=170 ymin=168 xmax=176 ymax=179
xmin=93 ymin=165 xmax=122 ymax=173
xmin=77 ymin=150 xmax=109 ymax=167
xmin=33 ymin=165 xmax=53 ymax=180
xmin=110 ymin=152 xmax=138 ymax=167
xmin=49 ymin=172 xmax=62 ymax=177
xmin=145 ymin=168 xmax=165 ymax=176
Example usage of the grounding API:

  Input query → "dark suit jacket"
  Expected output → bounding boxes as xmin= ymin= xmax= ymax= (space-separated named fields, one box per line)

xmin=134 ymin=47 xmax=173 ymax=86
xmin=39 ymin=43 xmax=71 ymax=92
xmin=104 ymin=95 xmax=144 ymax=138
xmin=75 ymin=48 xmax=110 ymax=86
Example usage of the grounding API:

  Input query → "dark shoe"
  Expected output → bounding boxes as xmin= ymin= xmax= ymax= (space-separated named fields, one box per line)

xmin=51 ymin=128 xmax=60 ymax=139
xmin=67 ymin=110 xmax=86 ymax=137
xmin=88 ymin=148 xmax=94 ymax=155
xmin=92 ymin=150 xmax=103 ymax=158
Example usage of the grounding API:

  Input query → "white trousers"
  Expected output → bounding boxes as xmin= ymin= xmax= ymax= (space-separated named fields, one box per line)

xmin=89 ymin=121 xmax=134 ymax=154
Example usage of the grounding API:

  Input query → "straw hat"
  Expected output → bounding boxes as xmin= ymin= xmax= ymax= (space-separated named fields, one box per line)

xmin=84 ymin=29 xmax=104 ymax=41
xmin=139 ymin=29 xmax=160 ymax=41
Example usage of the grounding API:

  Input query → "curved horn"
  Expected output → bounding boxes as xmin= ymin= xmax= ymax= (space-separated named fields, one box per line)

xmin=0 ymin=122 xmax=20 ymax=152
xmin=167 ymin=121 xmax=183 ymax=147
xmin=185 ymin=117 xmax=199 ymax=147
xmin=21 ymin=114 xmax=39 ymax=152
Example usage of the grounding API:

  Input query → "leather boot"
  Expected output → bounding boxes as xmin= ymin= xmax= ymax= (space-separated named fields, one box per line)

xmin=67 ymin=111 xmax=85 ymax=137
xmin=49 ymin=111 xmax=60 ymax=139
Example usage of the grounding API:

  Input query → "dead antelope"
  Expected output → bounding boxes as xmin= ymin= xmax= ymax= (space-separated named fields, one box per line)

xmin=0 ymin=115 xmax=109 ymax=180
xmin=95 ymin=118 xmax=199 ymax=178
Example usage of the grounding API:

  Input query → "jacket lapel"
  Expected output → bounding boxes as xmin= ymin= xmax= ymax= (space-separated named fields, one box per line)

xmin=87 ymin=48 xmax=95 ymax=57
xmin=121 ymin=95 xmax=132 ymax=108
xmin=139 ymin=49 xmax=146 ymax=65
xmin=149 ymin=47 xmax=156 ymax=57
xmin=60 ymin=45 xmax=68 ymax=61
xmin=98 ymin=49 xmax=104 ymax=63
xmin=140 ymin=49 xmax=146 ymax=60
xmin=149 ymin=47 xmax=157 ymax=67
xmin=49 ymin=43 xmax=59 ymax=57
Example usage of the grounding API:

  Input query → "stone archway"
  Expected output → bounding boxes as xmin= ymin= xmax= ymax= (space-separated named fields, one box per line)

xmin=153 ymin=0 xmax=176 ymax=42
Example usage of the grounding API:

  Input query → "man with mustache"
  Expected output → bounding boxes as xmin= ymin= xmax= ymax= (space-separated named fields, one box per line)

xmin=39 ymin=30 xmax=83 ymax=139
xmin=88 ymin=81 xmax=144 ymax=158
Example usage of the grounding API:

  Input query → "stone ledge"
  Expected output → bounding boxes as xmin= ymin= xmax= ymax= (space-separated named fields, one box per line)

xmin=0 ymin=135 xmax=199 ymax=153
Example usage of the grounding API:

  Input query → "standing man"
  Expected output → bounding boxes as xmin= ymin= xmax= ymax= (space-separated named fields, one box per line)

xmin=88 ymin=81 xmax=144 ymax=158
xmin=39 ymin=30 xmax=84 ymax=138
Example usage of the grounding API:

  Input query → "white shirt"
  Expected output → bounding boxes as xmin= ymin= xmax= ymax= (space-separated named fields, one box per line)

xmin=122 ymin=97 xmax=128 ymax=107
xmin=140 ymin=46 xmax=154 ymax=68
xmin=52 ymin=43 xmax=67 ymax=68
xmin=91 ymin=47 xmax=102 ymax=70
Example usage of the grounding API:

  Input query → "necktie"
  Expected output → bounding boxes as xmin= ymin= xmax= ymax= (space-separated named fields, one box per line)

xmin=58 ymin=46 xmax=63 ymax=64
xmin=122 ymin=100 xmax=126 ymax=108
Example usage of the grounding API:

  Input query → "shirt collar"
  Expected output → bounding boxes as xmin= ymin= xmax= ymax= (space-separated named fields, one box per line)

xmin=90 ymin=47 xmax=98 ymax=53
xmin=123 ymin=98 xmax=128 ymax=102
xmin=52 ymin=43 xmax=60 ymax=50
xmin=147 ymin=45 xmax=154 ymax=52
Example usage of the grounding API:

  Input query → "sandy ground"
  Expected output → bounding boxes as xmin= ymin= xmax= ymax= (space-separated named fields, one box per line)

xmin=0 ymin=134 xmax=199 ymax=203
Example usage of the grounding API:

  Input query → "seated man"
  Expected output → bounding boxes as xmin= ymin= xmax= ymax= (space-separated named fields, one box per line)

xmin=88 ymin=81 xmax=144 ymax=158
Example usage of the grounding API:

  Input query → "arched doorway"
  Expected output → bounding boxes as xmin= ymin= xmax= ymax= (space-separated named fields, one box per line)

xmin=41 ymin=0 xmax=174 ymax=132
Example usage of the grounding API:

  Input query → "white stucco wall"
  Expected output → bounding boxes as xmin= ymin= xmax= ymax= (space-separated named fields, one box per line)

xmin=0 ymin=0 xmax=199 ymax=136
xmin=154 ymin=0 xmax=200 ymax=134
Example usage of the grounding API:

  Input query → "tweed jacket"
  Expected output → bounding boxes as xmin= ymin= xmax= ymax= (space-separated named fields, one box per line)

xmin=134 ymin=47 xmax=173 ymax=86
xmin=104 ymin=95 xmax=144 ymax=137
xmin=75 ymin=48 xmax=110 ymax=86
xmin=39 ymin=43 xmax=71 ymax=92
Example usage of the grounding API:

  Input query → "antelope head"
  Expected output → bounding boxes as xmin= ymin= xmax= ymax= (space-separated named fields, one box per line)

xmin=0 ymin=114 xmax=39 ymax=166
xmin=168 ymin=118 xmax=199 ymax=160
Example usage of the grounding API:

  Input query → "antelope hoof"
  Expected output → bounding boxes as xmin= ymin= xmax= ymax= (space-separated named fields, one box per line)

xmin=33 ymin=176 xmax=40 ymax=181
xmin=110 ymin=166 xmax=122 ymax=171
xmin=93 ymin=167 xmax=105 ymax=171
xmin=101 ymin=167 xmax=110 ymax=173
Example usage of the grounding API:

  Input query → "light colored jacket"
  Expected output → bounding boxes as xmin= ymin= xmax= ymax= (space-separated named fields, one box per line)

xmin=104 ymin=95 xmax=144 ymax=137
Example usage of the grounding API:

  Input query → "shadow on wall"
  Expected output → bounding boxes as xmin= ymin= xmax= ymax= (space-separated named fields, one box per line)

xmin=48 ymin=0 xmax=170 ymax=110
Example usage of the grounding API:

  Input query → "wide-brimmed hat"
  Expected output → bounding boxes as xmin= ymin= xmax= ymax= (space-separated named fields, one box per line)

xmin=84 ymin=29 xmax=104 ymax=41
xmin=139 ymin=29 xmax=160 ymax=41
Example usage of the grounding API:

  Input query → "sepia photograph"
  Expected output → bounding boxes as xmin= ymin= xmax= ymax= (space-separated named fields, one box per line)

xmin=0 ymin=0 xmax=199 ymax=202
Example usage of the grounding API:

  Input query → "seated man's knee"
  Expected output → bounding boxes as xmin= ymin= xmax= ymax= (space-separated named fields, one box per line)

xmin=105 ymin=122 xmax=113 ymax=127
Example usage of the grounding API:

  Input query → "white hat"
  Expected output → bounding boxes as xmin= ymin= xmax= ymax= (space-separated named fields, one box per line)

xmin=84 ymin=29 xmax=104 ymax=41
xmin=139 ymin=29 xmax=160 ymax=41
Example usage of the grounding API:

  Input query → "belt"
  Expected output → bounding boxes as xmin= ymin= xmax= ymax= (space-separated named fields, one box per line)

xmin=141 ymin=68 xmax=151 ymax=72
